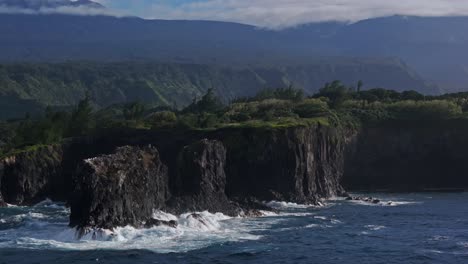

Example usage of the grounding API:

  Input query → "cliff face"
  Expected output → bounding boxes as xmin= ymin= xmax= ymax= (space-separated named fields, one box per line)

xmin=219 ymin=125 xmax=348 ymax=203
xmin=343 ymin=121 xmax=468 ymax=191
xmin=0 ymin=145 xmax=64 ymax=205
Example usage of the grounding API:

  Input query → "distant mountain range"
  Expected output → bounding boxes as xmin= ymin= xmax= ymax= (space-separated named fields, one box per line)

xmin=0 ymin=13 xmax=466 ymax=93
xmin=0 ymin=0 xmax=103 ymax=10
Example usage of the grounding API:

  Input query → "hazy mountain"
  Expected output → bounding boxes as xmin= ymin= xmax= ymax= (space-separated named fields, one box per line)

xmin=0 ymin=14 xmax=465 ymax=93
xmin=0 ymin=0 xmax=104 ymax=10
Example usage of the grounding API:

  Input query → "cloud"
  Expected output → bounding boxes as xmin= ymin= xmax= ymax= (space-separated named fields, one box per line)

xmin=0 ymin=0 xmax=118 ymax=16
xmin=2 ymin=0 xmax=468 ymax=29
xmin=143 ymin=0 xmax=468 ymax=28
xmin=0 ymin=6 xmax=114 ymax=16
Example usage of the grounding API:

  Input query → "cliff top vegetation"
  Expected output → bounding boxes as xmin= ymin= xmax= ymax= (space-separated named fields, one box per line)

xmin=2 ymin=81 xmax=468 ymax=157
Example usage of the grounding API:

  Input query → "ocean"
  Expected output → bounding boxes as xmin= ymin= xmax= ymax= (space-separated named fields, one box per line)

xmin=1 ymin=193 xmax=467 ymax=264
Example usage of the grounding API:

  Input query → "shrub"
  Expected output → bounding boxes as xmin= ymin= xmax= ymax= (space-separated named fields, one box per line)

xmin=387 ymin=100 xmax=462 ymax=120
xmin=146 ymin=111 xmax=178 ymax=128
xmin=294 ymin=98 xmax=330 ymax=118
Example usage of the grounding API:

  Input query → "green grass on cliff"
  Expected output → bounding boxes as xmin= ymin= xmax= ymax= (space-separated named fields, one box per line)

xmin=220 ymin=117 xmax=329 ymax=129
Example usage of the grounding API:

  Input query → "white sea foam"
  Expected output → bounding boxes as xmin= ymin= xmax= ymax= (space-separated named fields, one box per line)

xmin=265 ymin=201 xmax=315 ymax=209
xmin=34 ymin=199 xmax=67 ymax=210
xmin=365 ymin=225 xmax=386 ymax=231
xmin=0 ymin=210 xmax=265 ymax=253
xmin=314 ymin=216 xmax=327 ymax=220
xmin=457 ymin=242 xmax=468 ymax=248
xmin=349 ymin=199 xmax=421 ymax=207
xmin=430 ymin=235 xmax=451 ymax=241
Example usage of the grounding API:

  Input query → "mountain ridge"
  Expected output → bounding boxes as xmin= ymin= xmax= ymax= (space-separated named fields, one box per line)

xmin=0 ymin=13 xmax=465 ymax=92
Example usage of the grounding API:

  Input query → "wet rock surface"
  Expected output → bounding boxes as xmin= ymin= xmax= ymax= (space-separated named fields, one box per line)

xmin=346 ymin=196 xmax=381 ymax=204
xmin=144 ymin=219 xmax=178 ymax=229
xmin=69 ymin=145 xmax=169 ymax=230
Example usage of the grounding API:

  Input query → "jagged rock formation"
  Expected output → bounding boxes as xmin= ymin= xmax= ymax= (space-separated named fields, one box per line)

xmin=69 ymin=145 xmax=169 ymax=229
xmin=169 ymin=139 xmax=240 ymax=216
xmin=0 ymin=145 xmax=63 ymax=205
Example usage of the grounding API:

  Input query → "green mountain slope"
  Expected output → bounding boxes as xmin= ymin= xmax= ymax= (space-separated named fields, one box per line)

xmin=0 ymin=61 xmax=433 ymax=119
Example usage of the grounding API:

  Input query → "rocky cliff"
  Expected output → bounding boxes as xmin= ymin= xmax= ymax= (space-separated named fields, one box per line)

xmin=217 ymin=125 xmax=348 ymax=203
xmin=0 ymin=124 xmax=348 ymax=229
xmin=343 ymin=121 xmax=468 ymax=191
xmin=0 ymin=145 xmax=64 ymax=205
xmin=2 ymin=121 xmax=468 ymax=229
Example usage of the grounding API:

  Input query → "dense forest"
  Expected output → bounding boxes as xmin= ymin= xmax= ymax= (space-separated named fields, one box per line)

xmin=1 ymin=81 xmax=467 ymax=158
xmin=0 ymin=61 xmax=433 ymax=120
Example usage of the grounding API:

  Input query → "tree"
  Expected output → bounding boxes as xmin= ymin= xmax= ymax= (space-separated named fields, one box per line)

xmin=183 ymin=88 xmax=224 ymax=114
xmin=146 ymin=111 xmax=177 ymax=128
xmin=68 ymin=93 xmax=93 ymax=136
xmin=316 ymin=80 xmax=351 ymax=108
xmin=123 ymin=102 xmax=146 ymax=121
xmin=401 ymin=90 xmax=425 ymax=101
xmin=357 ymin=80 xmax=364 ymax=93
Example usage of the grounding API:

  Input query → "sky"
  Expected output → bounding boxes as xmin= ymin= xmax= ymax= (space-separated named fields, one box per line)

xmin=7 ymin=0 xmax=468 ymax=29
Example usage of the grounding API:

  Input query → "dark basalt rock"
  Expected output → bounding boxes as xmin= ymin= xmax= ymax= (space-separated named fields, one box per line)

xmin=144 ymin=219 xmax=178 ymax=229
xmin=343 ymin=123 xmax=468 ymax=191
xmin=347 ymin=196 xmax=381 ymax=204
xmin=0 ymin=145 xmax=63 ymax=205
xmin=0 ymin=162 xmax=5 ymax=207
xmin=168 ymin=139 xmax=241 ymax=216
xmin=69 ymin=145 xmax=169 ymax=230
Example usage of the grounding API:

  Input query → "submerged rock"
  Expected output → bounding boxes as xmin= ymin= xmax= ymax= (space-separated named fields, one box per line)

xmin=144 ymin=218 xmax=178 ymax=228
xmin=69 ymin=145 xmax=169 ymax=230
xmin=348 ymin=196 xmax=381 ymax=204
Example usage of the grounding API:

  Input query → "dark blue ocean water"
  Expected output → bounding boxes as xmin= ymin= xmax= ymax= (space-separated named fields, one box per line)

xmin=1 ymin=193 xmax=467 ymax=264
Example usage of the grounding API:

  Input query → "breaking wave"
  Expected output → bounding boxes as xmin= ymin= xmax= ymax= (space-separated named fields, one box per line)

xmin=0 ymin=201 xmax=266 ymax=253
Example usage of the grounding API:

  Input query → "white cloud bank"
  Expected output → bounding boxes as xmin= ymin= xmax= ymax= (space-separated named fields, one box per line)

xmin=144 ymin=0 xmax=468 ymax=28
xmin=0 ymin=6 xmax=115 ymax=16
xmin=1 ymin=0 xmax=468 ymax=29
